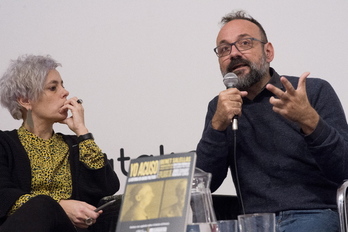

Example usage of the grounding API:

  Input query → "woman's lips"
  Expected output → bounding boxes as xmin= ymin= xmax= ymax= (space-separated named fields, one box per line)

xmin=59 ymin=106 xmax=68 ymax=114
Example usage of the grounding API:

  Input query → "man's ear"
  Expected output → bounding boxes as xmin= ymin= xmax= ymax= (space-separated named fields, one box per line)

xmin=17 ymin=97 xmax=31 ymax=110
xmin=264 ymin=42 xmax=274 ymax=62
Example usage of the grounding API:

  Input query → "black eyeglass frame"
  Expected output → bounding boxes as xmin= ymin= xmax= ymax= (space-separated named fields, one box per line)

xmin=213 ymin=37 xmax=267 ymax=58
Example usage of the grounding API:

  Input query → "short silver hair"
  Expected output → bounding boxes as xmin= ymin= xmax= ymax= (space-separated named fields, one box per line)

xmin=0 ymin=54 xmax=61 ymax=120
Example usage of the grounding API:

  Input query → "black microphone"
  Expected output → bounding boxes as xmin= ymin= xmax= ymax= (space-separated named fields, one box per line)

xmin=223 ymin=72 xmax=239 ymax=130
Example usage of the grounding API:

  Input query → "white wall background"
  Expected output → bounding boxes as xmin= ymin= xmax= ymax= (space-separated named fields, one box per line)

xmin=1 ymin=0 xmax=348 ymax=195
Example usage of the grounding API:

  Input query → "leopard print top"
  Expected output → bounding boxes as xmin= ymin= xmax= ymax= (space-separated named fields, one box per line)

xmin=9 ymin=126 xmax=105 ymax=215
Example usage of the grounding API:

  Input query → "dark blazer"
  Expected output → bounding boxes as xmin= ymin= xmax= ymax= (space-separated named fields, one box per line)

xmin=0 ymin=129 xmax=120 ymax=225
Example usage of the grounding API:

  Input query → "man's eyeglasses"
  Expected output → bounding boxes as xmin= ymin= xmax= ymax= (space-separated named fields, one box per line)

xmin=213 ymin=37 xmax=266 ymax=58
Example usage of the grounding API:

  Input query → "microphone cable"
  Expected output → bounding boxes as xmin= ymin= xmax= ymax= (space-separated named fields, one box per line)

xmin=232 ymin=121 xmax=246 ymax=215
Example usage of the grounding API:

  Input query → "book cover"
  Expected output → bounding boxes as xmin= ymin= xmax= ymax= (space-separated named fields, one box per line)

xmin=116 ymin=152 xmax=196 ymax=232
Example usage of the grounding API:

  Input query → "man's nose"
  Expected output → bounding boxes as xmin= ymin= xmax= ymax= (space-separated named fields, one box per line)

xmin=229 ymin=45 xmax=243 ymax=58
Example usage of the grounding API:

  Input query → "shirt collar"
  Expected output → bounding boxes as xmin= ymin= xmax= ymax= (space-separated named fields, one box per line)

xmin=243 ymin=67 xmax=283 ymax=102
xmin=18 ymin=126 xmax=58 ymax=143
xmin=268 ymin=67 xmax=283 ymax=89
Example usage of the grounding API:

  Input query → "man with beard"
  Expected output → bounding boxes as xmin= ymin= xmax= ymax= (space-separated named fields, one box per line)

xmin=196 ymin=10 xmax=348 ymax=232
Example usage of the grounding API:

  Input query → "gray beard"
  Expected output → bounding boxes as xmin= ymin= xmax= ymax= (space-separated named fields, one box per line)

xmin=224 ymin=54 xmax=269 ymax=91
xmin=236 ymin=59 xmax=268 ymax=90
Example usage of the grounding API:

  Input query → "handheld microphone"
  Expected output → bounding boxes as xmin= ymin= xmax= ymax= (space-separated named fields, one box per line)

xmin=223 ymin=72 xmax=246 ymax=215
xmin=223 ymin=72 xmax=239 ymax=130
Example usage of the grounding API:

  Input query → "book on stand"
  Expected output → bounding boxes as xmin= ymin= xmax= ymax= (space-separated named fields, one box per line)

xmin=116 ymin=151 xmax=196 ymax=232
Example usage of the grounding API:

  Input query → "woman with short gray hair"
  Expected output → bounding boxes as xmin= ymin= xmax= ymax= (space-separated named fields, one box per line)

xmin=0 ymin=54 xmax=119 ymax=232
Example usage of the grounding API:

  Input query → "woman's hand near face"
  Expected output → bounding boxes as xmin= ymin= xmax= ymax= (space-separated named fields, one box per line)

xmin=59 ymin=97 xmax=89 ymax=136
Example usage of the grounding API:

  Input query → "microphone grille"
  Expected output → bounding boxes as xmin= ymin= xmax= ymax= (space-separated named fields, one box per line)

xmin=223 ymin=72 xmax=238 ymax=89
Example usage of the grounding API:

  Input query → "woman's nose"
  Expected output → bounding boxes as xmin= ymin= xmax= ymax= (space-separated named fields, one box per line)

xmin=63 ymin=88 xmax=69 ymax=98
